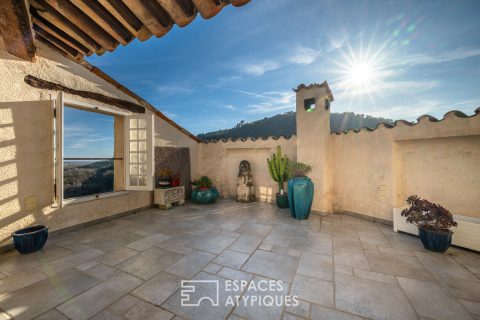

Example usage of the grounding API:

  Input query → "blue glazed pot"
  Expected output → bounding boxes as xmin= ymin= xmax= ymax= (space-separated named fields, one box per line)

xmin=12 ymin=225 xmax=48 ymax=254
xmin=191 ymin=187 xmax=219 ymax=204
xmin=418 ymin=227 xmax=452 ymax=252
xmin=288 ymin=177 xmax=314 ymax=220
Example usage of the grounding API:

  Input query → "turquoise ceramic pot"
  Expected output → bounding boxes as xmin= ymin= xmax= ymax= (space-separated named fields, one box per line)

xmin=288 ymin=177 xmax=314 ymax=220
xmin=191 ymin=187 xmax=219 ymax=204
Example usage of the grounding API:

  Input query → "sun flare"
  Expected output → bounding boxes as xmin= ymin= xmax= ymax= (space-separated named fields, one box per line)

xmin=347 ymin=62 xmax=376 ymax=86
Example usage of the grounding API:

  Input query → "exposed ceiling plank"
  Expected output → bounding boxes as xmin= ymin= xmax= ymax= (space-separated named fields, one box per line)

xmin=231 ymin=0 xmax=251 ymax=7
xmin=43 ymin=0 xmax=118 ymax=51
xmin=192 ymin=0 xmax=224 ymax=19
xmin=69 ymin=0 xmax=132 ymax=45
xmin=31 ymin=0 xmax=100 ymax=52
xmin=34 ymin=26 xmax=82 ymax=59
xmin=0 ymin=0 xmax=36 ymax=61
xmin=157 ymin=0 xmax=196 ymax=28
xmin=122 ymin=0 xmax=172 ymax=38
xmin=98 ymin=0 xmax=152 ymax=41
xmin=24 ymin=74 xmax=146 ymax=113
xmin=32 ymin=13 xmax=90 ymax=55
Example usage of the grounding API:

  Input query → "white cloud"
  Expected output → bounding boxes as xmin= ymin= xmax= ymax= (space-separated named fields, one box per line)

xmin=155 ymin=85 xmax=193 ymax=95
xmin=334 ymin=79 xmax=438 ymax=97
xmin=241 ymin=60 xmax=280 ymax=76
xmin=288 ymin=46 xmax=320 ymax=65
xmin=246 ymin=91 xmax=296 ymax=114
xmin=367 ymin=101 xmax=440 ymax=120
xmin=329 ymin=34 xmax=348 ymax=51
xmin=393 ymin=48 xmax=480 ymax=67
xmin=163 ymin=111 xmax=178 ymax=119
xmin=224 ymin=104 xmax=237 ymax=111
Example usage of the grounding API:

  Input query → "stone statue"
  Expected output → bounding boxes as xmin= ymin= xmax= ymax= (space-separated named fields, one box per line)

xmin=237 ymin=160 xmax=255 ymax=202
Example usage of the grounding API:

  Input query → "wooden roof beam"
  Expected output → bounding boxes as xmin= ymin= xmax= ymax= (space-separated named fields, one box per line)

xmin=122 ymin=0 xmax=172 ymax=38
xmin=43 ymin=0 xmax=118 ymax=52
xmin=231 ymin=0 xmax=251 ymax=7
xmin=98 ymin=0 xmax=152 ymax=42
xmin=25 ymin=74 xmax=146 ymax=113
xmin=32 ymin=13 xmax=90 ymax=55
xmin=69 ymin=0 xmax=133 ymax=45
xmin=34 ymin=26 xmax=82 ymax=59
xmin=31 ymin=0 xmax=100 ymax=53
xmin=157 ymin=0 xmax=196 ymax=28
xmin=0 ymin=0 xmax=36 ymax=61
xmin=192 ymin=0 xmax=224 ymax=19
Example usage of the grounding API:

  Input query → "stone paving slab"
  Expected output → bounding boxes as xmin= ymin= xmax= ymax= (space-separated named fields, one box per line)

xmin=56 ymin=272 xmax=143 ymax=320
xmin=1 ymin=200 xmax=479 ymax=320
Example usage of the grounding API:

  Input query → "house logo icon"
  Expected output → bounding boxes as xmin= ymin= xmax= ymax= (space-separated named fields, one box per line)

xmin=181 ymin=280 xmax=220 ymax=307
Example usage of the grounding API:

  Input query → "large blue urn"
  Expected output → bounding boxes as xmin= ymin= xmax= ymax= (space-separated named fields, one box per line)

xmin=288 ymin=177 xmax=314 ymax=220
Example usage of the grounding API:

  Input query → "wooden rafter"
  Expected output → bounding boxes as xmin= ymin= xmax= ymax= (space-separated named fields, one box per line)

xmin=43 ymin=0 xmax=118 ymax=51
xmin=122 ymin=0 xmax=172 ymax=38
xmin=32 ymin=13 xmax=90 ymax=55
xmin=24 ymin=75 xmax=145 ymax=113
xmin=98 ymin=0 xmax=152 ymax=41
xmin=69 ymin=0 xmax=133 ymax=45
xmin=0 ymin=0 xmax=36 ymax=61
xmin=192 ymin=0 xmax=224 ymax=19
xmin=31 ymin=0 xmax=101 ymax=53
xmin=34 ymin=25 xmax=81 ymax=59
xmin=158 ymin=0 xmax=196 ymax=27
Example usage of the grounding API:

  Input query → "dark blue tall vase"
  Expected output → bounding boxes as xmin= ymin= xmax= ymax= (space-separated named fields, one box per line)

xmin=288 ymin=177 xmax=314 ymax=220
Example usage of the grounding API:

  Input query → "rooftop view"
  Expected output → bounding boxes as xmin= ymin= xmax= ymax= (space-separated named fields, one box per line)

xmin=0 ymin=1 xmax=479 ymax=320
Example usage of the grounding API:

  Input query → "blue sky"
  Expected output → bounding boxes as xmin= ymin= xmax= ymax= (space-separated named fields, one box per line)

xmin=64 ymin=107 xmax=114 ymax=157
xmin=81 ymin=0 xmax=479 ymax=136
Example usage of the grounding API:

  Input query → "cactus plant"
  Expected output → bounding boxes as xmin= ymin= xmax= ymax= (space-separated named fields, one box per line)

xmin=267 ymin=146 xmax=289 ymax=194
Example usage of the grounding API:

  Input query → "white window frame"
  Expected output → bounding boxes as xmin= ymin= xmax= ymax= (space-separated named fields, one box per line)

xmin=54 ymin=91 xmax=147 ymax=207
xmin=124 ymin=112 xmax=155 ymax=190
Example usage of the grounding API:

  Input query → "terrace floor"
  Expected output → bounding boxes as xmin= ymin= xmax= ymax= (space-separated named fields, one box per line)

xmin=0 ymin=200 xmax=479 ymax=320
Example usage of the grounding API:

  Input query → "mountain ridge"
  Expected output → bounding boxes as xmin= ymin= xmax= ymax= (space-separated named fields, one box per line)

xmin=197 ymin=111 xmax=394 ymax=141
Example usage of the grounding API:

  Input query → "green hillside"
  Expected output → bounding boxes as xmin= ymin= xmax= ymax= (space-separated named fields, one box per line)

xmin=197 ymin=111 xmax=393 ymax=141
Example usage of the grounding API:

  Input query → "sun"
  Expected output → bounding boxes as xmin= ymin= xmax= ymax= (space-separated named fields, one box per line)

xmin=347 ymin=62 xmax=376 ymax=86
xmin=331 ymin=43 xmax=387 ymax=99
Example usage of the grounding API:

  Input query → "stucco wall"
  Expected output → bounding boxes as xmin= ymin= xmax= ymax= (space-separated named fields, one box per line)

xmin=0 ymin=40 xmax=196 ymax=246
xmin=198 ymin=137 xmax=297 ymax=202
xmin=332 ymin=127 xmax=394 ymax=221
xmin=332 ymin=114 xmax=480 ymax=221
xmin=296 ymin=86 xmax=334 ymax=213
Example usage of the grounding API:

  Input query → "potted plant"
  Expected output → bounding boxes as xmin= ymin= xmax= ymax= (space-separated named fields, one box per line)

xmin=401 ymin=195 xmax=457 ymax=252
xmin=267 ymin=146 xmax=289 ymax=208
xmin=157 ymin=168 xmax=172 ymax=187
xmin=287 ymin=162 xmax=314 ymax=220
xmin=12 ymin=225 xmax=49 ymax=254
xmin=191 ymin=176 xmax=219 ymax=204
xmin=171 ymin=173 xmax=181 ymax=187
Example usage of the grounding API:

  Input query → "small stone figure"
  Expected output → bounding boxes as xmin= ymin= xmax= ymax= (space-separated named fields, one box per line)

xmin=237 ymin=160 xmax=255 ymax=202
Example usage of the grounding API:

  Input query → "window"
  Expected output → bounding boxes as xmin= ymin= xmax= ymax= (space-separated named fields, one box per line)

xmin=63 ymin=106 xmax=115 ymax=199
xmin=304 ymin=98 xmax=316 ymax=112
xmin=125 ymin=115 xmax=154 ymax=190
xmin=54 ymin=92 xmax=154 ymax=206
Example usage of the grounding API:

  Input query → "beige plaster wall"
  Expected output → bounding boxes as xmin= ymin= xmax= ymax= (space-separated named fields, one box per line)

xmin=397 ymin=135 xmax=480 ymax=217
xmin=0 ymin=40 xmax=194 ymax=246
xmin=332 ymin=114 xmax=480 ymax=221
xmin=331 ymin=127 xmax=395 ymax=221
xmin=296 ymin=86 xmax=334 ymax=213
xmin=198 ymin=137 xmax=297 ymax=202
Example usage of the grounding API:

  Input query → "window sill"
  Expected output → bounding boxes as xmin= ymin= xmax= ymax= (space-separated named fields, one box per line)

xmin=63 ymin=191 xmax=129 ymax=206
